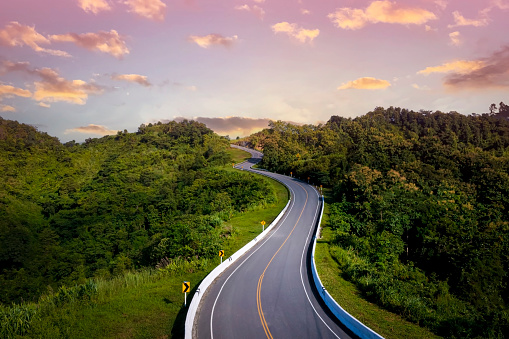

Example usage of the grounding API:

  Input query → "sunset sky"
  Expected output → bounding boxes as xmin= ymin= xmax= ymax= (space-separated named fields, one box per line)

xmin=1 ymin=0 xmax=509 ymax=141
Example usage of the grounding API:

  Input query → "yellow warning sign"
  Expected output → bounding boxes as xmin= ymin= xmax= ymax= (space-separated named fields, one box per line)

xmin=182 ymin=281 xmax=190 ymax=293
xmin=219 ymin=250 xmax=224 ymax=257
xmin=261 ymin=220 xmax=266 ymax=226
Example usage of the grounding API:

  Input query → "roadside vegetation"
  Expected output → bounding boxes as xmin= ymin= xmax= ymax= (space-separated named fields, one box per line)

xmin=315 ymin=192 xmax=441 ymax=339
xmin=241 ymin=105 xmax=509 ymax=338
xmin=0 ymin=117 xmax=288 ymax=338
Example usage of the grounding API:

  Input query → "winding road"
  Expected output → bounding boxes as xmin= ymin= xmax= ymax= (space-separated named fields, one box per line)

xmin=193 ymin=146 xmax=355 ymax=339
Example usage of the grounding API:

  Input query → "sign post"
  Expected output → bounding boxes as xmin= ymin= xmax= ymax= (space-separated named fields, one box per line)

xmin=307 ymin=176 xmax=310 ymax=183
xmin=261 ymin=220 xmax=266 ymax=231
xmin=219 ymin=250 xmax=224 ymax=264
xmin=290 ymin=171 xmax=292 ymax=177
xmin=182 ymin=281 xmax=190 ymax=306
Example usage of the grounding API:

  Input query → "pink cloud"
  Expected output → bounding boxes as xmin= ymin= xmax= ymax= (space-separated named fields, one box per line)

xmin=328 ymin=1 xmax=437 ymax=30
xmin=0 ymin=84 xmax=32 ymax=99
xmin=1 ymin=61 xmax=103 ymax=105
xmin=0 ymin=22 xmax=70 ymax=57
xmin=112 ymin=73 xmax=152 ymax=86
xmin=271 ymin=22 xmax=319 ymax=43
xmin=449 ymin=31 xmax=461 ymax=46
xmin=33 ymin=68 xmax=103 ymax=105
xmin=338 ymin=77 xmax=391 ymax=90
xmin=448 ymin=1 xmax=509 ymax=28
xmin=449 ymin=10 xmax=490 ymax=28
xmin=172 ymin=116 xmax=271 ymax=137
xmin=78 ymin=0 xmax=112 ymax=14
xmin=50 ymin=30 xmax=129 ymax=59
xmin=0 ymin=104 xmax=16 ymax=112
xmin=417 ymin=60 xmax=485 ymax=75
xmin=188 ymin=34 xmax=238 ymax=48
xmin=65 ymin=124 xmax=118 ymax=135
xmin=124 ymin=0 xmax=167 ymax=21
xmin=443 ymin=46 xmax=509 ymax=89
xmin=235 ymin=4 xmax=265 ymax=19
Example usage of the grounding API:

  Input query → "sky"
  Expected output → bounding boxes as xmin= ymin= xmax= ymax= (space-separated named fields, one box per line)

xmin=1 ymin=0 xmax=509 ymax=142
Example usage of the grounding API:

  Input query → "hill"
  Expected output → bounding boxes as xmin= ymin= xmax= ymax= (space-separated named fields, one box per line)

xmin=238 ymin=107 xmax=509 ymax=338
xmin=0 ymin=117 xmax=278 ymax=305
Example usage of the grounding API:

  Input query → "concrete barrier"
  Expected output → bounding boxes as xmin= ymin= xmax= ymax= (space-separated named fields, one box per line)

xmin=310 ymin=196 xmax=384 ymax=339
xmin=184 ymin=198 xmax=291 ymax=339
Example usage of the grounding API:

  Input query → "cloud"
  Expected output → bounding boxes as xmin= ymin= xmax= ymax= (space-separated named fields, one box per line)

xmin=449 ymin=31 xmax=461 ymax=46
xmin=435 ymin=0 xmax=447 ymax=10
xmin=33 ymin=68 xmax=104 ymax=105
xmin=301 ymin=9 xmax=311 ymax=15
xmin=338 ymin=77 xmax=391 ymax=90
xmin=2 ymin=61 xmax=104 ymax=105
xmin=188 ymin=34 xmax=238 ymax=48
xmin=38 ymin=102 xmax=51 ymax=108
xmin=65 ymin=124 xmax=118 ymax=135
xmin=449 ymin=10 xmax=490 ymax=28
xmin=0 ymin=104 xmax=16 ymax=112
xmin=443 ymin=46 xmax=509 ymax=89
xmin=235 ymin=4 xmax=265 ymax=19
xmin=0 ymin=22 xmax=70 ymax=57
xmin=124 ymin=0 xmax=166 ymax=21
xmin=412 ymin=83 xmax=430 ymax=90
xmin=417 ymin=60 xmax=485 ymax=75
xmin=0 ymin=84 xmax=32 ymax=99
xmin=50 ymin=30 xmax=129 ymax=58
xmin=173 ymin=82 xmax=197 ymax=91
xmin=328 ymin=0 xmax=437 ymax=30
xmin=78 ymin=0 xmax=111 ymax=14
xmin=271 ymin=22 xmax=320 ymax=43
xmin=172 ymin=116 xmax=271 ymax=137
xmin=448 ymin=1 xmax=509 ymax=28
xmin=112 ymin=73 xmax=151 ymax=86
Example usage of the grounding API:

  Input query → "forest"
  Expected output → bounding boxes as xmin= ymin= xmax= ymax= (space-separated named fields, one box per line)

xmin=240 ymin=105 xmax=509 ymax=338
xmin=0 ymin=118 xmax=278 ymax=305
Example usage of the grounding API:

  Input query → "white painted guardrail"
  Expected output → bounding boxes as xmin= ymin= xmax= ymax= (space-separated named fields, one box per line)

xmin=310 ymin=196 xmax=384 ymax=339
xmin=184 ymin=195 xmax=291 ymax=339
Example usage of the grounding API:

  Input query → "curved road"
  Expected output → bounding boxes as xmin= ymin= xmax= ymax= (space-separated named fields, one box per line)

xmin=194 ymin=146 xmax=355 ymax=339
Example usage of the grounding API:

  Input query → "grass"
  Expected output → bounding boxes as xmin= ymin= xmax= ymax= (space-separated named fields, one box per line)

xmin=5 ymin=168 xmax=288 ymax=339
xmin=227 ymin=147 xmax=251 ymax=164
xmin=315 ymin=194 xmax=441 ymax=339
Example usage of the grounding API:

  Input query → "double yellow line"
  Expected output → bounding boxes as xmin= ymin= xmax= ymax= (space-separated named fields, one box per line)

xmin=256 ymin=182 xmax=308 ymax=339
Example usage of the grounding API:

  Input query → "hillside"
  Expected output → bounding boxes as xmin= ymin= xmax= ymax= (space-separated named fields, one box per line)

xmin=238 ymin=107 xmax=509 ymax=338
xmin=0 ymin=117 xmax=279 ymax=305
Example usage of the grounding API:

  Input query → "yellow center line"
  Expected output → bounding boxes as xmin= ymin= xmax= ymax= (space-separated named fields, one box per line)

xmin=257 ymin=182 xmax=308 ymax=339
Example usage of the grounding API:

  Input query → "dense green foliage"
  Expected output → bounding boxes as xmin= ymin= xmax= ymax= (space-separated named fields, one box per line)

xmin=0 ymin=117 xmax=277 ymax=305
xmin=245 ymin=107 xmax=509 ymax=337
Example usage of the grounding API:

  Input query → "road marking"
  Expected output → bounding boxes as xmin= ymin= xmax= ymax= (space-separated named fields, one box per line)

xmin=256 ymin=183 xmax=308 ymax=339
xmin=297 ymin=183 xmax=341 ymax=339
xmin=210 ymin=184 xmax=296 ymax=339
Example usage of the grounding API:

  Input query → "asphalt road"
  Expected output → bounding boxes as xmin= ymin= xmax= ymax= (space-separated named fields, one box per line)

xmin=194 ymin=146 xmax=355 ymax=339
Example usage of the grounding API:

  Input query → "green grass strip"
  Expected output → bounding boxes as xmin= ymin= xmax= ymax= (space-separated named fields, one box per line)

xmin=21 ymin=164 xmax=288 ymax=339
xmin=315 ymin=198 xmax=441 ymax=339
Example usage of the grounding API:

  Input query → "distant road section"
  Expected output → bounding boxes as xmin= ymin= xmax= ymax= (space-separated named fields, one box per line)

xmin=194 ymin=146 xmax=354 ymax=338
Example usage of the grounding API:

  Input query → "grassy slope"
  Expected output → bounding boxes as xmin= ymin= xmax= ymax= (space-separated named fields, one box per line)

xmin=27 ymin=148 xmax=289 ymax=339
xmin=315 ymin=195 xmax=441 ymax=339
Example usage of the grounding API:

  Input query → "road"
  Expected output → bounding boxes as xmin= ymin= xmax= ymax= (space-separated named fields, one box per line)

xmin=193 ymin=146 xmax=355 ymax=339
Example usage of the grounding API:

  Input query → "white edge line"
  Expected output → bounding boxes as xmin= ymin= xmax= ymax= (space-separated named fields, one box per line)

xmin=298 ymin=185 xmax=341 ymax=338
xmin=210 ymin=191 xmax=295 ymax=338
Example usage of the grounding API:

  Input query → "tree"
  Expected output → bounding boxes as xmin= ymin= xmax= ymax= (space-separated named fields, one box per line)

xmin=489 ymin=103 xmax=498 ymax=114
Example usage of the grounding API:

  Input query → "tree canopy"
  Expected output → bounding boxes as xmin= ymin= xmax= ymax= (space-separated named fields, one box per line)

xmin=0 ymin=117 xmax=277 ymax=304
xmin=239 ymin=106 xmax=509 ymax=338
